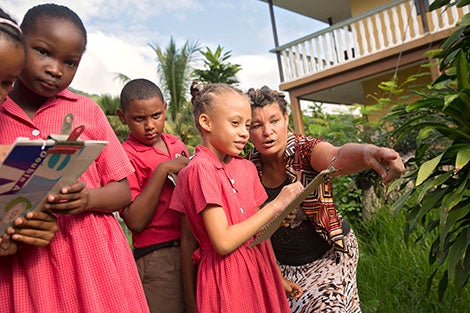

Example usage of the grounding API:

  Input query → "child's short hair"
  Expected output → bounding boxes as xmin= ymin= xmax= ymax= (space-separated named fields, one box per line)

xmin=190 ymin=81 xmax=246 ymax=131
xmin=21 ymin=3 xmax=87 ymax=48
xmin=120 ymin=78 xmax=164 ymax=111
xmin=0 ymin=8 xmax=23 ymax=46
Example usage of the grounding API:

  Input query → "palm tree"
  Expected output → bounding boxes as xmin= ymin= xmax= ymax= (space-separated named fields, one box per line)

xmin=150 ymin=38 xmax=200 ymax=122
xmin=193 ymin=45 xmax=241 ymax=84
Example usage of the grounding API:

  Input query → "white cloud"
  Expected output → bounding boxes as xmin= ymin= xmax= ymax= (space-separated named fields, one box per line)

xmin=233 ymin=54 xmax=280 ymax=92
xmin=3 ymin=0 xmax=285 ymax=97
xmin=72 ymin=31 xmax=158 ymax=96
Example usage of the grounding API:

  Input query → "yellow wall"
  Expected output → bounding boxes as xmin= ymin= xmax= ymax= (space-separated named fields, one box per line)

xmin=349 ymin=0 xmax=390 ymax=17
xmin=361 ymin=64 xmax=433 ymax=123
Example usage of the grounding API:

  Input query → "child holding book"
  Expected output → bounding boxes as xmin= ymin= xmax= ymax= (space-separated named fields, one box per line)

xmin=0 ymin=4 xmax=148 ymax=312
xmin=117 ymin=78 xmax=189 ymax=313
xmin=169 ymin=82 xmax=303 ymax=312
xmin=0 ymin=7 xmax=59 ymax=257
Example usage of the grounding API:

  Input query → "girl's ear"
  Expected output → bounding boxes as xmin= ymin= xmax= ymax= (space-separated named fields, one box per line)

xmin=199 ymin=113 xmax=211 ymax=132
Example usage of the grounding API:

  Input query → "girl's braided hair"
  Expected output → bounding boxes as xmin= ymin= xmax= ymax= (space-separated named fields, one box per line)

xmin=190 ymin=80 xmax=246 ymax=131
xmin=0 ymin=8 xmax=23 ymax=47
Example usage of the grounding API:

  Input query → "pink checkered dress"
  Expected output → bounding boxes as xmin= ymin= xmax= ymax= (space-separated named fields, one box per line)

xmin=0 ymin=90 xmax=149 ymax=313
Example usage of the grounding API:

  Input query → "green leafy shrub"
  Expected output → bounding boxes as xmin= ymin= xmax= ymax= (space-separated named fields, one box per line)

xmin=390 ymin=0 xmax=470 ymax=299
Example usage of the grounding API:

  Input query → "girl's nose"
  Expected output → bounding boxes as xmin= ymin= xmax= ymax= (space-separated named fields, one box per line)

xmin=45 ymin=60 xmax=63 ymax=78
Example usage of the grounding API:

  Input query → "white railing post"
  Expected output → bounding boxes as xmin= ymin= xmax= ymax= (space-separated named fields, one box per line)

xmin=450 ymin=5 xmax=459 ymax=26
xmin=366 ymin=16 xmax=377 ymax=53
xmin=383 ymin=10 xmax=394 ymax=48
xmin=313 ymin=36 xmax=323 ymax=71
xmin=350 ymin=22 xmax=362 ymax=58
xmin=358 ymin=19 xmax=369 ymax=55
xmin=375 ymin=13 xmax=386 ymax=49
xmin=344 ymin=26 xmax=354 ymax=61
xmin=307 ymin=39 xmax=315 ymax=72
xmin=301 ymin=42 xmax=309 ymax=75
xmin=392 ymin=5 xmax=401 ymax=44
xmin=399 ymin=2 xmax=411 ymax=41
xmin=410 ymin=3 xmax=421 ymax=38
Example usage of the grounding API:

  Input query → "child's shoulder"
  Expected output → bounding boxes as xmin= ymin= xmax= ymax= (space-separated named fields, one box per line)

xmin=230 ymin=156 xmax=257 ymax=172
xmin=161 ymin=133 xmax=185 ymax=145
xmin=60 ymin=89 xmax=102 ymax=111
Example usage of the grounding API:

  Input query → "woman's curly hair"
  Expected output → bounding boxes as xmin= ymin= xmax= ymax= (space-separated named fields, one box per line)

xmin=246 ymin=86 xmax=288 ymax=115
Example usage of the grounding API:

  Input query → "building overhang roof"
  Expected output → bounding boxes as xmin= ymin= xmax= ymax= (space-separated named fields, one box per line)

xmin=258 ymin=0 xmax=352 ymax=24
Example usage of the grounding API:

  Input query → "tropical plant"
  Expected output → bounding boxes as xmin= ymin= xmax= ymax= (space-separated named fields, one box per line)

xmin=389 ymin=0 xmax=470 ymax=299
xmin=356 ymin=207 xmax=470 ymax=313
xmin=193 ymin=45 xmax=242 ymax=84
xmin=150 ymin=37 xmax=200 ymax=150
xmin=96 ymin=94 xmax=129 ymax=142
xmin=150 ymin=38 xmax=199 ymax=122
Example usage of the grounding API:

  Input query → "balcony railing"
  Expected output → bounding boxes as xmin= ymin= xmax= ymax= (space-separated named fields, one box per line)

xmin=271 ymin=0 xmax=470 ymax=83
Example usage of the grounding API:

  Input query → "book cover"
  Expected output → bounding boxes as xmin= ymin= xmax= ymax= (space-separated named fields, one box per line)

xmin=0 ymin=137 xmax=107 ymax=236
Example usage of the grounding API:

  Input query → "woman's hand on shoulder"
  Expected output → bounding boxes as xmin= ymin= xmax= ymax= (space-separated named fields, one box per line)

xmin=44 ymin=181 xmax=89 ymax=214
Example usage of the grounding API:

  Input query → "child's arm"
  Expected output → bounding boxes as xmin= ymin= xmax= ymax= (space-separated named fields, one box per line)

xmin=202 ymin=181 xmax=303 ymax=255
xmin=180 ymin=215 xmax=198 ymax=313
xmin=44 ymin=179 xmax=131 ymax=214
xmin=121 ymin=157 xmax=189 ymax=232
xmin=0 ymin=211 xmax=58 ymax=256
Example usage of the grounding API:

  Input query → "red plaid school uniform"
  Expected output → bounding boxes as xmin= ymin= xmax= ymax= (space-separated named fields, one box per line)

xmin=171 ymin=146 xmax=291 ymax=313
xmin=0 ymin=90 xmax=149 ymax=313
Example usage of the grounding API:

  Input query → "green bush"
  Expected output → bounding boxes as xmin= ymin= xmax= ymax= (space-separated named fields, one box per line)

xmin=355 ymin=208 xmax=470 ymax=313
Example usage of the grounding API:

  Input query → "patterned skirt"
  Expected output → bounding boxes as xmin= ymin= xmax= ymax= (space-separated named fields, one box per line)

xmin=279 ymin=230 xmax=361 ymax=313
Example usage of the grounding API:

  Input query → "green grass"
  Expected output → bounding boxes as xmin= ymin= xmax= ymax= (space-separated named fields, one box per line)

xmin=354 ymin=209 xmax=470 ymax=313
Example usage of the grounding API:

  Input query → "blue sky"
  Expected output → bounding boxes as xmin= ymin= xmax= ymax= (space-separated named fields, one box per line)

xmin=4 ymin=0 xmax=326 ymax=96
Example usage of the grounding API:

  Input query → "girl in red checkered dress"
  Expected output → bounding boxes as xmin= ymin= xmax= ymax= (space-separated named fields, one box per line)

xmin=170 ymin=82 xmax=303 ymax=313
xmin=0 ymin=8 xmax=58 ymax=257
xmin=0 ymin=4 xmax=148 ymax=313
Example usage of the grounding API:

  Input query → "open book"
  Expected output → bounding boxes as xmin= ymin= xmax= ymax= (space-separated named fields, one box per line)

xmin=0 ymin=132 xmax=107 ymax=236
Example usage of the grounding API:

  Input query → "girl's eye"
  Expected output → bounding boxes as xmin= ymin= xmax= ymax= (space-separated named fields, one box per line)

xmin=36 ymin=47 xmax=48 ymax=56
xmin=65 ymin=60 xmax=78 ymax=68
xmin=232 ymin=121 xmax=240 ymax=126
xmin=1 ymin=81 xmax=14 ymax=88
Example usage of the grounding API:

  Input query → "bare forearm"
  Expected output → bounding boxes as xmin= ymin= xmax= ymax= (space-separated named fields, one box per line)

xmin=121 ymin=166 xmax=167 ymax=232
xmin=313 ymin=142 xmax=404 ymax=182
xmin=88 ymin=179 xmax=131 ymax=212
xmin=333 ymin=143 xmax=375 ymax=175
xmin=181 ymin=216 xmax=198 ymax=313
xmin=204 ymin=199 xmax=285 ymax=255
